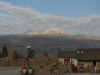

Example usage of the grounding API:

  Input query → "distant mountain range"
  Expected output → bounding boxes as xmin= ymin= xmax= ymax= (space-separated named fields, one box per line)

xmin=21 ymin=28 xmax=100 ymax=40
xmin=0 ymin=28 xmax=100 ymax=56
xmin=21 ymin=28 xmax=71 ymax=35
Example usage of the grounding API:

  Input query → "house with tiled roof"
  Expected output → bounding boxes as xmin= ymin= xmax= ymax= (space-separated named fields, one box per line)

xmin=57 ymin=48 xmax=100 ymax=67
xmin=57 ymin=50 xmax=78 ymax=67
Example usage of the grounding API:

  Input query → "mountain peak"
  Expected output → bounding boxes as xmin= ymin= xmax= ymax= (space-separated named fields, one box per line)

xmin=51 ymin=28 xmax=61 ymax=30
xmin=43 ymin=28 xmax=70 ymax=35
xmin=21 ymin=28 xmax=71 ymax=35
xmin=23 ymin=30 xmax=43 ymax=35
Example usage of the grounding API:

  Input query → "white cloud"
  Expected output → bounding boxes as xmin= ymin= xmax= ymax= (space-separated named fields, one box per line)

xmin=81 ymin=4 xmax=84 ymax=6
xmin=31 ymin=0 xmax=35 ymax=2
xmin=0 ymin=1 xmax=100 ymax=35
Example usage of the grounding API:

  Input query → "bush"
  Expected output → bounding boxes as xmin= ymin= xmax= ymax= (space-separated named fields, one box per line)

xmin=29 ymin=66 xmax=33 ymax=69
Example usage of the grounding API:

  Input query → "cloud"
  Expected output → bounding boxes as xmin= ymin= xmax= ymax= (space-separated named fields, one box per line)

xmin=0 ymin=1 xmax=100 ymax=35
xmin=31 ymin=0 xmax=35 ymax=2
xmin=81 ymin=4 xmax=84 ymax=6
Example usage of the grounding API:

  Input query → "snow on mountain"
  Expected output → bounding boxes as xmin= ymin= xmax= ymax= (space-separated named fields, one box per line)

xmin=23 ymin=30 xmax=43 ymax=35
xmin=43 ymin=28 xmax=71 ymax=35
xmin=22 ymin=28 xmax=71 ymax=35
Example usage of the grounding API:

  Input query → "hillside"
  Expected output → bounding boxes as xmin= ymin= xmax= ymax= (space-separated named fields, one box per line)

xmin=0 ymin=35 xmax=100 ymax=56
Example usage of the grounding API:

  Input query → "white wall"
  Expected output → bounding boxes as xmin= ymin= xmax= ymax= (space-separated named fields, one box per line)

xmin=81 ymin=61 xmax=100 ymax=68
xmin=58 ymin=58 xmax=65 ymax=65
xmin=71 ymin=58 xmax=78 ymax=66
xmin=58 ymin=58 xmax=78 ymax=67
xmin=58 ymin=57 xmax=100 ymax=68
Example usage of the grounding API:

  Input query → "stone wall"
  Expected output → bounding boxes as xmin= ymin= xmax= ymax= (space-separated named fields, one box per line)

xmin=3 ymin=58 xmax=34 ymax=67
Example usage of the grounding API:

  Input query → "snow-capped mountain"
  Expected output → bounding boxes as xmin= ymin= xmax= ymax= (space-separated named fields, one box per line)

xmin=23 ymin=30 xmax=43 ymax=35
xmin=20 ymin=28 xmax=100 ymax=40
xmin=43 ymin=28 xmax=70 ymax=35
xmin=22 ymin=28 xmax=71 ymax=35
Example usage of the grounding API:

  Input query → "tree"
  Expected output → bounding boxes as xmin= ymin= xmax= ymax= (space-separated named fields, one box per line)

xmin=2 ymin=45 xmax=8 ymax=57
xmin=29 ymin=49 xmax=35 ymax=59
xmin=14 ymin=51 xmax=18 ymax=59
xmin=0 ymin=53 xmax=2 ymax=58
xmin=42 ymin=51 xmax=48 ymax=58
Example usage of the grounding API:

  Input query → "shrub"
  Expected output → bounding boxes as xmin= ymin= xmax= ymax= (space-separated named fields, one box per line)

xmin=28 ymin=66 xmax=33 ymax=69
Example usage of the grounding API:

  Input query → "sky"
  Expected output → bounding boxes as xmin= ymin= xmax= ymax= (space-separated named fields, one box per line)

xmin=0 ymin=0 xmax=100 ymax=35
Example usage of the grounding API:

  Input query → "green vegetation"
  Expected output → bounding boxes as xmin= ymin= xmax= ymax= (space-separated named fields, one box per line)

xmin=42 ymin=51 xmax=48 ymax=58
xmin=1 ymin=45 xmax=8 ymax=57
xmin=0 ymin=53 xmax=2 ymax=57
xmin=14 ymin=51 xmax=19 ymax=59
xmin=29 ymin=49 xmax=35 ymax=59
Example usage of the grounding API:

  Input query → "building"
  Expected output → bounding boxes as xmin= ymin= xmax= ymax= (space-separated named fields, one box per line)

xmin=77 ymin=48 xmax=100 ymax=67
xmin=57 ymin=48 xmax=100 ymax=67
xmin=57 ymin=50 xmax=78 ymax=67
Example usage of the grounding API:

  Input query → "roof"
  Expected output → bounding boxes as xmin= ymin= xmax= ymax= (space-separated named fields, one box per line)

xmin=57 ymin=51 xmax=77 ymax=59
xmin=57 ymin=48 xmax=100 ymax=61
xmin=77 ymin=48 xmax=100 ymax=61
